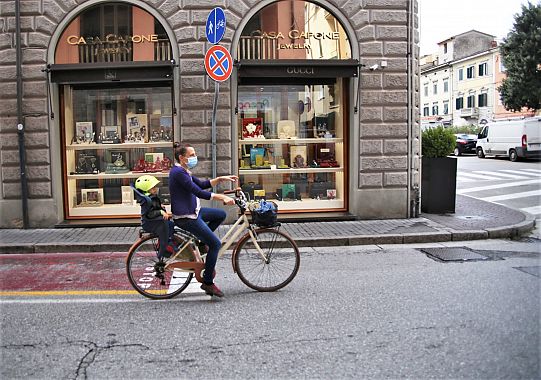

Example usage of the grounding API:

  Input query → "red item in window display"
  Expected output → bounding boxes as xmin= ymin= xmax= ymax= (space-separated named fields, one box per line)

xmin=317 ymin=156 xmax=339 ymax=168
xmin=133 ymin=156 xmax=172 ymax=173
xmin=132 ymin=159 xmax=147 ymax=173
xmin=160 ymin=156 xmax=172 ymax=172
xmin=242 ymin=118 xmax=263 ymax=139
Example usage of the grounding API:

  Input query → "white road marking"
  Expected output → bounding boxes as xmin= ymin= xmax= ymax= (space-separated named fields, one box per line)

xmin=482 ymin=189 xmax=541 ymax=202
xmin=520 ymin=205 xmax=541 ymax=215
xmin=521 ymin=168 xmax=541 ymax=173
xmin=168 ymin=270 xmax=206 ymax=295
xmin=473 ymin=170 xmax=531 ymax=180
xmin=457 ymin=176 xmax=477 ymax=182
xmin=0 ymin=294 xmax=211 ymax=305
xmin=458 ymin=171 xmax=497 ymax=181
xmin=499 ymin=169 xmax=541 ymax=177
xmin=457 ymin=179 xmax=541 ymax=194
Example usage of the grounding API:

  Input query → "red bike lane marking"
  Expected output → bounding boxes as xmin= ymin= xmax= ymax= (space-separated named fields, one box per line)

xmin=0 ymin=252 xmax=133 ymax=294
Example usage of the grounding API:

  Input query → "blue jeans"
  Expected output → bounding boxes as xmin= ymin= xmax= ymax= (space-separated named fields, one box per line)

xmin=142 ymin=219 xmax=175 ymax=258
xmin=173 ymin=207 xmax=226 ymax=284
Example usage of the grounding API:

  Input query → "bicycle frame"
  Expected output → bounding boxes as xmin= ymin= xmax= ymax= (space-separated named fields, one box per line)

xmin=165 ymin=194 xmax=270 ymax=281
xmin=218 ymin=213 xmax=267 ymax=262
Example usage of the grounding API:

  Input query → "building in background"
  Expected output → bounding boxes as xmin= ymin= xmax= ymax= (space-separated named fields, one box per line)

xmin=420 ymin=30 xmax=535 ymax=128
xmin=0 ymin=0 xmax=421 ymax=228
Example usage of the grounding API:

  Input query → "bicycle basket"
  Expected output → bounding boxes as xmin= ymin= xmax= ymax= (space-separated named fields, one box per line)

xmin=250 ymin=201 xmax=278 ymax=227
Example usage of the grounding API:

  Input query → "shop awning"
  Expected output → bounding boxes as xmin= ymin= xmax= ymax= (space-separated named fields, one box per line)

xmin=48 ymin=60 xmax=175 ymax=84
xmin=237 ymin=59 xmax=359 ymax=78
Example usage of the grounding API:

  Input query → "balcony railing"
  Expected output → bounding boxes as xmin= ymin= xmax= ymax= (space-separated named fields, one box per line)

xmin=78 ymin=39 xmax=172 ymax=63
xmin=459 ymin=107 xmax=479 ymax=117
xmin=155 ymin=40 xmax=172 ymax=61
xmin=238 ymin=36 xmax=277 ymax=60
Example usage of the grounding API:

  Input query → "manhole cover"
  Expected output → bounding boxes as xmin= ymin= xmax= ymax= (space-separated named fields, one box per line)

xmin=513 ymin=266 xmax=540 ymax=278
xmin=419 ymin=247 xmax=492 ymax=262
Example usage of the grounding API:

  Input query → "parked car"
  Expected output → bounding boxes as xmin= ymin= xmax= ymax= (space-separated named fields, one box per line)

xmin=454 ymin=134 xmax=477 ymax=156
xmin=476 ymin=118 xmax=541 ymax=161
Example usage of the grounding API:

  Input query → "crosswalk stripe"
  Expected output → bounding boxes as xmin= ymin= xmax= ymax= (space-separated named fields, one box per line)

xmin=482 ymin=189 xmax=541 ymax=202
xmin=521 ymin=205 xmax=541 ymax=215
xmin=499 ymin=169 xmax=541 ymax=177
xmin=458 ymin=172 xmax=495 ymax=180
xmin=457 ymin=179 xmax=541 ymax=194
xmin=521 ymin=169 xmax=541 ymax=173
xmin=457 ymin=176 xmax=477 ymax=182
xmin=473 ymin=170 xmax=531 ymax=180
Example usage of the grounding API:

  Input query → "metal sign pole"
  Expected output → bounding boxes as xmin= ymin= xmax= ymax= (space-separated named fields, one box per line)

xmin=211 ymin=81 xmax=219 ymax=180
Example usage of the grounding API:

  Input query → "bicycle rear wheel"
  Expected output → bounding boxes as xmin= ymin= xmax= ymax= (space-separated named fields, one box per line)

xmin=234 ymin=228 xmax=300 ymax=292
xmin=126 ymin=235 xmax=193 ymax=299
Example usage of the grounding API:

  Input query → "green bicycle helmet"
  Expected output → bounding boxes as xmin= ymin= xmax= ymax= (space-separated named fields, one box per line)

xmin=135 ymin=175 xmax=160 ymax=195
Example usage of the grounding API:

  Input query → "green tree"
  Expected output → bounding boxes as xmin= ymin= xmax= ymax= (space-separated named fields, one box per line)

xmin=498 ymin=2 xmax=541 ymax=112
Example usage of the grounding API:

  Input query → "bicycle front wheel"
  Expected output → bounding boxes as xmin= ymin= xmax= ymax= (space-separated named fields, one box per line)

xmin=126 ymin=235 xmax=193 ymax=299
xmin=234 ymin=228 xmax=300 ymax=292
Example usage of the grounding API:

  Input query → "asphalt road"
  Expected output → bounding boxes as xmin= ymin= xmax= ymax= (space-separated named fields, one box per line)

xmin=457 ymin=155 xmax=541 ymax=236
xmin=1 ymin=239 xmax=539 ymax=379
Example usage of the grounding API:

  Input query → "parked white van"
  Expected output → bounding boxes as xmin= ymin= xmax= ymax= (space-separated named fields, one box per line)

xmin=476 ymin=117 xmax=541 ymax=161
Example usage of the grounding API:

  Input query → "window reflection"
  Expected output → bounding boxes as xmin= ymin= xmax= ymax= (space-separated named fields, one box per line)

xmin=238 ymin=0 xmax=351 ymax=60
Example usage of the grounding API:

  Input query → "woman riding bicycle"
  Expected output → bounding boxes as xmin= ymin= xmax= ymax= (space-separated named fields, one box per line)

xmin=169 ymin=142 xmax=237 ymax=297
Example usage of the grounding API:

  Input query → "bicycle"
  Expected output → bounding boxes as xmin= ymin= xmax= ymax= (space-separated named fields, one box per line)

xmin=126 ymin=188 xmax=300 ymax=299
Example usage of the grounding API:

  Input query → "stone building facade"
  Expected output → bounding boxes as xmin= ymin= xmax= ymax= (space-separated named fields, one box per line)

xmin=0 ymin=0 xmax=420 ymax=228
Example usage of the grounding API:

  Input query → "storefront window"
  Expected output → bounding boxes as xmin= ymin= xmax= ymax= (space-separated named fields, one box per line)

xmin=238 ymin=0 xmax=351 ymax=60
xmin=63 ymin=85 xmax=174 ymax=218
xmin=236 ymin=1 xmax=353 ymax=213
xmin=238 ymin=79 xmax=346 ymax=211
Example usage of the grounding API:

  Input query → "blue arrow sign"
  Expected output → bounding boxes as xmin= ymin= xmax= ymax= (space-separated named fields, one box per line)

xmin=206 ymin=7 xmax=226 ymax=44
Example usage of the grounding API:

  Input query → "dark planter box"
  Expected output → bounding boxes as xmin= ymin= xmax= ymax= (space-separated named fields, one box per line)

xmin=421 ymin=157 xmax=457 ymax=213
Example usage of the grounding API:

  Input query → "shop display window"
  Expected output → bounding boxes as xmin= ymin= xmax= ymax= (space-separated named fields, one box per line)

xmin=237 ymin=79 xmax=346 ymax=212
xmin=62 ymin=85 xmax=173 ymax=218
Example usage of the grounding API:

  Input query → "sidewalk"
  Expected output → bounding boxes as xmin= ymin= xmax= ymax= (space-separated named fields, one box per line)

xmin=0 ymin=195 xmax=536 ymax=254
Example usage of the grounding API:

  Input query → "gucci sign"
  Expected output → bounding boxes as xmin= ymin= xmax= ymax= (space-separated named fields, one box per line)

xmin=286 ymin=67 xmax=315 ymax=75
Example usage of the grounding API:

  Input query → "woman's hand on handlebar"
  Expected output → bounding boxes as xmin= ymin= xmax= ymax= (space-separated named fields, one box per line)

xmin=213 ymin=193 xmax=236 ymax=205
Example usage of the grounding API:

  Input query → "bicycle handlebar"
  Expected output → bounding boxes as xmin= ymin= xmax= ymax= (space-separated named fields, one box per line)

xmin=223 ymin=187 xmax=241 ymax=195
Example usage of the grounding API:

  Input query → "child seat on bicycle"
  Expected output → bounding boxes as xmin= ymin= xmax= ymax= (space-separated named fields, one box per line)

xmin=133 ymin=175 xmax=177 ymax=259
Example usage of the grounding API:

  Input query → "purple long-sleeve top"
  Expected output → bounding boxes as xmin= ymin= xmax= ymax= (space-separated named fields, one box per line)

xmin=169 ymin=165 xmax=212 ymax=216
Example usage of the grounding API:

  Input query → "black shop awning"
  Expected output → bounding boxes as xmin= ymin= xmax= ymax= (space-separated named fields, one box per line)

xmin=237 ymin=59 xmax=359 ymax=79
xmin=48 ymin=60 xmax=175 ymax=84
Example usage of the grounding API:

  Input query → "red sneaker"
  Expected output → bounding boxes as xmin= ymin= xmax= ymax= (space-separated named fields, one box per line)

xmin=200 ymin=283 xmax=224 ymax=297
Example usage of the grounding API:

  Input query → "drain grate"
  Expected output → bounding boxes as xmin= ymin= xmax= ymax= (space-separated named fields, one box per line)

xmin=419 ymin=247 xmax=494 ymax=262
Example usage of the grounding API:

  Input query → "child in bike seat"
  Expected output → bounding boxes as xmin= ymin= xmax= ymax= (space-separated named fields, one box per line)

xmin=133 ymin=175 xmax=177 ymax=259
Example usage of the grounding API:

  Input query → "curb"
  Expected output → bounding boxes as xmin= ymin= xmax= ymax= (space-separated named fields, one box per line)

xmin=0 ymin=213 xmax=535 ymax=254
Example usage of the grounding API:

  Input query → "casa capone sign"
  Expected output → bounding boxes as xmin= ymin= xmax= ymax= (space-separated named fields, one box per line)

xmin=250 ymin=29 xmax=341 ymax=50
xmin=67 ymin=34 xmax=159 ymax=45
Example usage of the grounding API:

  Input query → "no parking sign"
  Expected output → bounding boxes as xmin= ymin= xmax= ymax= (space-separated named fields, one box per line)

xmin=204 ymin=45 xmax=233 ymax=82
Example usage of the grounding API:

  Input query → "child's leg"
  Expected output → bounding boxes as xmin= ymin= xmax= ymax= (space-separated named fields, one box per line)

xmin=167 ymin=220 xmax=175 ymax=242
xmin=143 ymin=220 xmax=170 ymax=258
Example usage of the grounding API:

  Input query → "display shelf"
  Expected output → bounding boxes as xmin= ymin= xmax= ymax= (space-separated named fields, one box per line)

xmin=273 ymin=198 xmax=344 ymax=211
xmin=239 ymin=138 xmax=343 ymax=145
xmin=69 ymin=203 xmax=171 ymax=217
xmin=238 ymin=167 xmax=343 ymax=175
xmin=66 ymin=142 xmax=172 ymax=150
xmin=68 ymin=171 xmax=170 ymax=180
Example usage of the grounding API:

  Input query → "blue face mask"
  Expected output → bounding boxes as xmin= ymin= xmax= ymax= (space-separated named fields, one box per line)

xmin=187 ymin=156 xmax=198 ymax=169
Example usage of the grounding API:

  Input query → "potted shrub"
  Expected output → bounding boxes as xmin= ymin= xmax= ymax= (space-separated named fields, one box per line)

xmin=421 ymin=126 xmax=457 ymax=213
